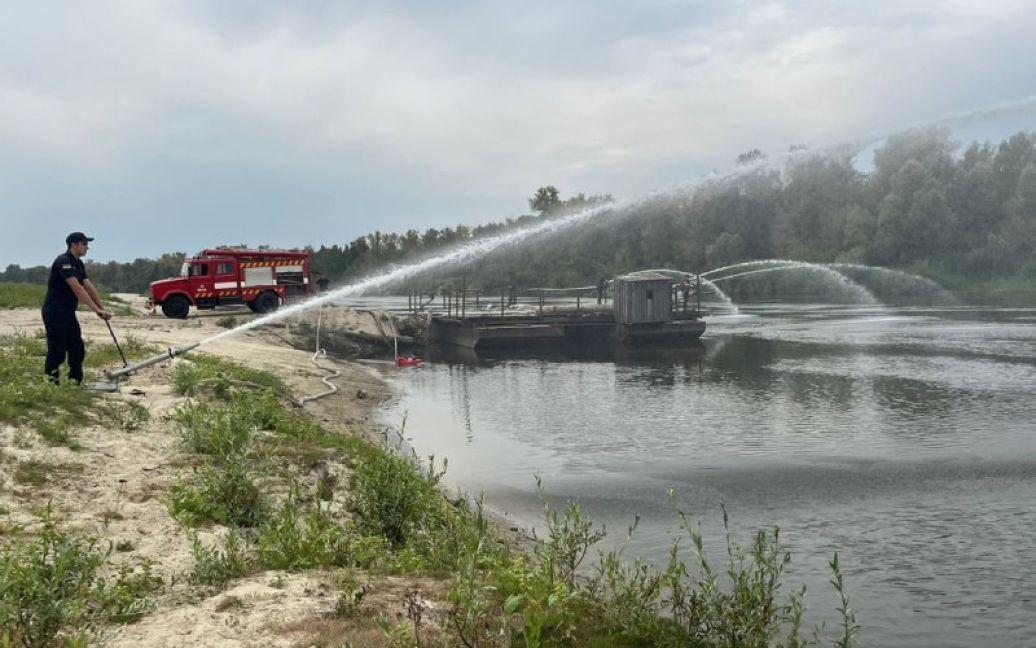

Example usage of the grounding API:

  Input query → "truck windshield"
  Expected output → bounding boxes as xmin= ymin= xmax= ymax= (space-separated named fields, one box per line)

xmin=184 ymin=263 xmax=208 ymax=277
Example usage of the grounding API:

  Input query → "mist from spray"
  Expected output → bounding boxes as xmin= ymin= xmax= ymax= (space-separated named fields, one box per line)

xmin=199 ymin=201 xmax=618 ymax=346
xmin=826 ymin=263 xmax=956 ymax=303
xmin=707 ymin=263 xmax=879 ymax=304
xmin=194 ymin=97 xmax=1028 ymax=348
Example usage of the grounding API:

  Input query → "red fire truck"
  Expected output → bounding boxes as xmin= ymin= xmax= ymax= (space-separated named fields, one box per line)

xmin=149 ymin=248 xmax=313 ymax=319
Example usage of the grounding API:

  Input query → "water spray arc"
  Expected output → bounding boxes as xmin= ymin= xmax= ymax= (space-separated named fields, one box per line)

xmin=201 ymin=202 xmax=620 ymax=346
xmin=91 ymin=92 xmax=1009 ymax=391
xmin=706 ymin=263 xmax=880 ymax=305
xmin=704 ymin=259 xmax=954 ymax=305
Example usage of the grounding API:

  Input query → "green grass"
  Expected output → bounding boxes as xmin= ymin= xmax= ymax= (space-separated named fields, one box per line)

xmin=171 ymin=353 xmax=285 ymax=398
xmin=0 ymin=334 xmax=158 ymax=448
xmin=13 ymin=461 xmax=85 ymax=486
xmin=163 ymin=353 xmax=859 ymax=647
xmin=0 ymin=283 xmax=46 ymax=309
xmin=0 ymin=281 xmax=138 ymax=314
xmin=0 ymin=510 xmax=162 ymax=647
xmin=168 ymin=457 xmax=265 ymax=527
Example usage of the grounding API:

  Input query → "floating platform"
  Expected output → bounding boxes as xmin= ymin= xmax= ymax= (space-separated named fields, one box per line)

xmin=428 ymin=312 xmax=705 ymax=350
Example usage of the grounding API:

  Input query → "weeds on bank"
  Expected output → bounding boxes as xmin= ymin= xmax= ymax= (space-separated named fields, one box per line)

xmin=0 ymin=283 xmax=47 ymax=309
xmin=446 ymin=487 xmax=859 ymax=648
xmin=0 ymin=334 xmax=155 ymax=448
xmin=0 ymin=510 xmax=162 ymax=647
xmin=171 ymin=353 xmax=284 ymax=398
xmin=168 ymin=457 xmax=265 ymax=527
xmin=166 ymin=355 xmax=859 ymax=647
xmin=0 ymin=282 xmax=134 ymax=312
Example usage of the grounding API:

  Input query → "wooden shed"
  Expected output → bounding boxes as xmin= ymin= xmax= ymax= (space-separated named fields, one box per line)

xmin=612 ymin=273 xmax=673 ymax=324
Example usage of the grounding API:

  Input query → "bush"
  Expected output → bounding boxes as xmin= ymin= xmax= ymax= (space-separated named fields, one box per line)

xmin=0 ymin=513 xmax=161 ymax=647
xmin=350 ymin=449 xmax=449 ymax=550
xmin=168 ymin=458 xmax=265 ymax=527
xmin=168 ymin=399 xmax=256 ymax=458
xmin=189 ymin=531 xmax=252 ymax=587
xmin=256 ymin=482 xmax=352 ymax=571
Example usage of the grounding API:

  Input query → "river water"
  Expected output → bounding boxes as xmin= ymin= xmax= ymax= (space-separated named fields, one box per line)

xmin=374 ymin=303 xmax=1036 ymax=648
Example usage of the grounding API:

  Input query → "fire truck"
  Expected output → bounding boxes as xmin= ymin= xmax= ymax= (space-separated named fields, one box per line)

xmin=149 ymin=248 xmax=313 ymax=319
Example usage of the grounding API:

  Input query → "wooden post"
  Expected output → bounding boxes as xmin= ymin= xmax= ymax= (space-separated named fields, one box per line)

xmin=461 ymin=278 xmax=467 ymax=319
xmin=696 ymin=274 xmax=701 ymax=315
xmin=538 ymin=291 xmax=544 ymax=316
xmin=576 ymin=293 xmax=580 ymax=310
xmin=501 ymin=289 xmax=505 ymax=316
xmin=475 ymin=290 xmax=480 ymax=308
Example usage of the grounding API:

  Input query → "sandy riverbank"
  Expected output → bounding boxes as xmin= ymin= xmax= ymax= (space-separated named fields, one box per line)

xmin=0 ymin=302 xmax=447 ymax=647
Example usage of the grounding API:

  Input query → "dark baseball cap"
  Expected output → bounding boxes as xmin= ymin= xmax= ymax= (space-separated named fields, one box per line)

xmin=66 ymin=232 xmax=95 ymax=245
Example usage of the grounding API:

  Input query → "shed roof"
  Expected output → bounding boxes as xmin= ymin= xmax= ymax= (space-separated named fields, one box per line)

xmin=615 ymin=272 xmax=671 ymax=282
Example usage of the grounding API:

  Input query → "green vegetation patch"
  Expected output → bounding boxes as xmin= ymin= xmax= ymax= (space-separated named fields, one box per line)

xmin=171 ymin=353 xmax=285 ymax=398
xmin=0 ymin=512 xmax=162 ymax=647
xmin=0 ymin=283 xmax=46 ymax=309
xmin=13 ymin=461 xmax=84 ymax=487
xmin=0 ymin=334 xmax=157 ymax=448
xmin=168 ymin=457 xmax=265 ymax=528
xmin=0 ymin=281 xmax=136 ymax=315
xmin=166 ymin=355 xmax=860 ymax=647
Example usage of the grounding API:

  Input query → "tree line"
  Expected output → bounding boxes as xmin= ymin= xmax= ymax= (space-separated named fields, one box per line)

xmin=420 ymin=128 xmax=1036 ymax=293
xmin=2 ymin=129 xmax=1033 ymax=295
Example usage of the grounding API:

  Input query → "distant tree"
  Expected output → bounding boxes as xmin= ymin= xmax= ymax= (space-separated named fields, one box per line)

xmin=529 ymin=185 xmax=561 ymax=213
xmin=736 ymin=149 xmax=766 ymax=165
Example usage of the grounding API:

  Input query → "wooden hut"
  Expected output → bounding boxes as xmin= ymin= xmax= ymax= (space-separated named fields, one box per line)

xmin=612 ymin=273 xmax=673 ymax=324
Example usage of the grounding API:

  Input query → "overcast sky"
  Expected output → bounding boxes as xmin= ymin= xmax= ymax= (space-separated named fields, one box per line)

xmin=2 ymin=0 xmax=1035 ymax=267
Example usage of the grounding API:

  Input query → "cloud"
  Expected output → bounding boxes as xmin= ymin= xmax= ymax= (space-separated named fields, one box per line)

xmin=1 ymin=1 xmax=1034 ymax=265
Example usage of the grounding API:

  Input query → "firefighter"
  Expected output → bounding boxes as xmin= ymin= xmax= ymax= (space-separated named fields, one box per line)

xmin=41 ymin=232 xmax=112 ymax=385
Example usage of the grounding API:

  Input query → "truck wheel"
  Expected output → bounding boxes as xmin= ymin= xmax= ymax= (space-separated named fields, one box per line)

xmin=161 ymin=295 xmax=190 ymax=319
xmin=254 ymin=291 xmax=280 ymax=314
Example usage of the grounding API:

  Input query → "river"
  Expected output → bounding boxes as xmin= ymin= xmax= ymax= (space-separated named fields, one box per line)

xmin=373 ymin=303 xmax=1036 ymax=648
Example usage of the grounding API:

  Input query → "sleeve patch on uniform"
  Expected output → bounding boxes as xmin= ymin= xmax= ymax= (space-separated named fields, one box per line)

xmin=61 ymin=264 xmax=73 ymax=269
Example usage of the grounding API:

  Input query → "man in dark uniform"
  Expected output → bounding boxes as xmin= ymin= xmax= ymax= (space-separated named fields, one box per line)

xmin=42 ymin=232 xmax=112 ymax=384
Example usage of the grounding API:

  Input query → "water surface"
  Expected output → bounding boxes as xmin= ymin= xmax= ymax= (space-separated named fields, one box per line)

xmin=377 ymin=304 xmax=1036 ymax=648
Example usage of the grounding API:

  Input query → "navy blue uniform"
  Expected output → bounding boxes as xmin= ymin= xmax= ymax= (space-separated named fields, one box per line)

xmin=42 ymin=251 xmax=88 ymax=384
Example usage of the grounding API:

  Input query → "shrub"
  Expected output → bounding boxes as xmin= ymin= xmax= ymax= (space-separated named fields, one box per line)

xmin=350 ymin=449 xmax=449 ymax=550
xmin=256 ymin=482 xmax=351 ymax=571
xmin=0 ymin=513 xmax=161 ymax=647
xmin=105 ymin=400 xmax=151 ymax=432
xmin=189 ymin=531 xmax=253 ymax=587
xmin=168 ymin=400 xmax=255 ymax=458
xmin=168 ymin=458 xmax=265 ymax=527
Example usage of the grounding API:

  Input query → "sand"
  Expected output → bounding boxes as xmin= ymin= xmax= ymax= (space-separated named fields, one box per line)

xmin=0 ymin=302 xmax=425 ymax=647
